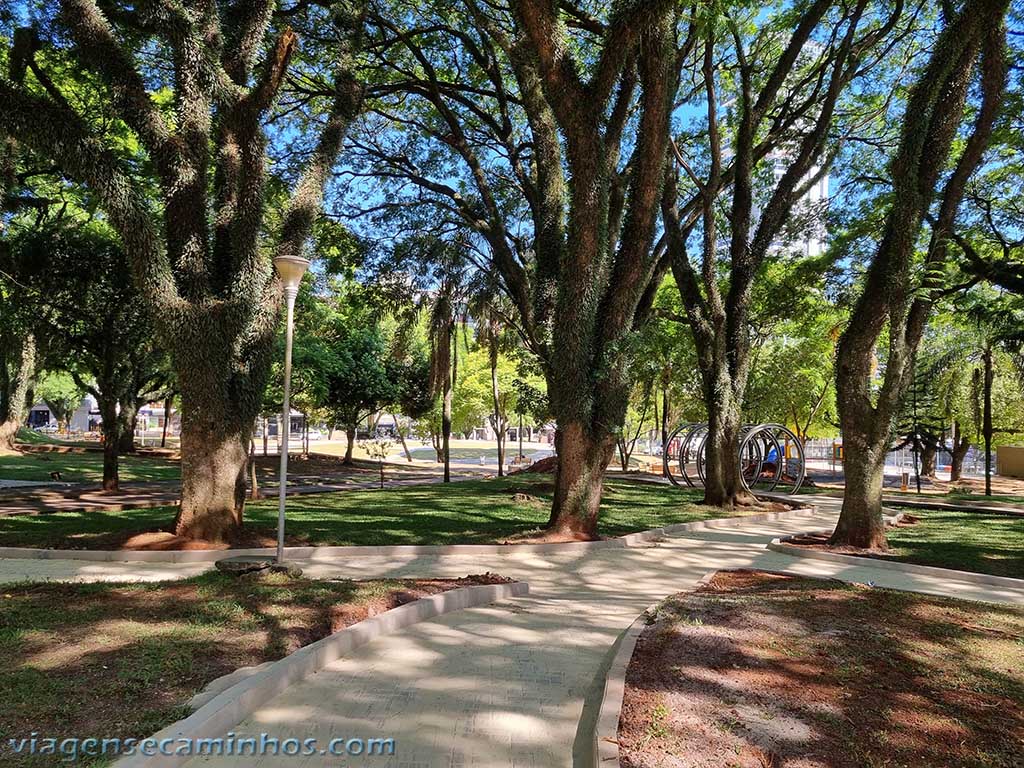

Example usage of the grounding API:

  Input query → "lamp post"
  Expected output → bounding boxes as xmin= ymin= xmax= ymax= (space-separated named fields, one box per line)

xmin=273 ymin=255 xmax=309 ymax=565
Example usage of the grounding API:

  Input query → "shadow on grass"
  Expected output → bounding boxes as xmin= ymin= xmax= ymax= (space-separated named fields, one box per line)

xmin=0 ymin=476 xmax=710 ymax=550
xmin=0 ymin=571 xmax=473 ymax=767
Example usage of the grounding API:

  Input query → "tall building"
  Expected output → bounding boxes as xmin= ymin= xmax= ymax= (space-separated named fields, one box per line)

xmin=766 ymin=149 xmax=830 ymax=257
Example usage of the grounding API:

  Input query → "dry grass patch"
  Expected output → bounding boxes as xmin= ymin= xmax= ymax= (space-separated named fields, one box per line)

xmin=619 ymin=570 xmax=1024 ymax=768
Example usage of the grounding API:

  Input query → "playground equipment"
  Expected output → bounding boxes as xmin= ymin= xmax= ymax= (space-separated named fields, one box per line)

xmin=662 ymin=422 xmax=806 ymax=494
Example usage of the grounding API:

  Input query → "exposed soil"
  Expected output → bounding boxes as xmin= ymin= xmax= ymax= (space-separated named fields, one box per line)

xmin=250 ymin=452 xmax=430 ymax=479
xmin=618 ymin=569 xmax=1024 ymax=768
xmin=510 ymin=454 xmax=558 ymax=474
xmin=1 ymin=572 xmax=511 ymax=767
xmin=782 ymin=514 xmax=927 ymax=559
xmin=117 ymin=527 xmax=306 ymax=551
xmin=497 ymin=527 xmax=601 ymax=544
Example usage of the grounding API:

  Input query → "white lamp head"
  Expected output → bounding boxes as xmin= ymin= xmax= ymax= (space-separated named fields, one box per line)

xmin=274 ymin=255 xmax=310 ymax=292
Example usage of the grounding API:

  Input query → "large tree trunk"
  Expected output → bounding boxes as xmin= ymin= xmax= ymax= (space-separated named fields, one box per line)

xmin=0 ymin=333 xmax=35 ymax=452
xmin=99 ymin=396 xmax=121 ymax=492
xmin=828 ymin=0 xmax=1007 ymax=546
xmin=548 ymin=422 xmax=615 ymax=539
xmin=830 ymin=431 xmax=888 ymax=549
xmin=950 ymin=420 xmax=971 ymax=482
xmin=701 ymin=365 xmax=748 ymax=507
xmin=0 ymin=420 xmax=19 ymax=452
xmin=344 ymin=423 xmax=356 ymax=465
xmin=174 ymin=426 xmax=249 ymax=541
xmin=117 ymin=401 xmax=138 ymax=454
xmin=172 ymin=361 xmax=256 ymax=541
xmin=833 ymin=325 xmax=892 ymax=550
xmin=919 ymin=445 xmax=937 ymax=478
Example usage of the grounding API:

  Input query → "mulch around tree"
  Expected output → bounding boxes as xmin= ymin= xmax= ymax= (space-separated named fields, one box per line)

xmin=1 ymin=571 xmax=510 ymax=767
xmin=617 ymin=569 xmax=1024 ymax=768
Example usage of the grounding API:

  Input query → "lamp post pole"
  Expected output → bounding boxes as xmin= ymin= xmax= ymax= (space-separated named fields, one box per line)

xmin=273 ymin=256 xmax=309 ymax=565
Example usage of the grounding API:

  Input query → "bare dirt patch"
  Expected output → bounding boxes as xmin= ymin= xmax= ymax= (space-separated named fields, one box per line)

xmin=618 ymin=569 xmax=1024 ymax=768
xmin=1 ymin=572 xmax=510 ymax=767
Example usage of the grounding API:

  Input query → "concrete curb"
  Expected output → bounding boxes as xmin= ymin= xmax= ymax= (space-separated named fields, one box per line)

xmin=881 ymin=496 xmax=1024 ymax=517
xmin=592 ymin=571 xmax=720 ymax=767
xmin=0 ymin=506 xmax=819 ymax=563
xmin=592 ymin=607 xmax=652 ymax=767
xmin=112 ymin=580 xmax=529 ymax=768
xmin=768 ymin=534 xmax=1024 ymax=590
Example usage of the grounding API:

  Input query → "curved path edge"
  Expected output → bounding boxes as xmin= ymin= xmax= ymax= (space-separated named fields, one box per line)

xmin=112 ymin=580 xmax=529 ymax=768
xmin=768 ymin=533 xmax=1024 ymax=590
xmin=591 ymin=570 xmax=721 ymax=768
xmin=0 ymin=506 xmax=820 ymax=564
xmin=589 ymin=553 xmax=1024 ymax=768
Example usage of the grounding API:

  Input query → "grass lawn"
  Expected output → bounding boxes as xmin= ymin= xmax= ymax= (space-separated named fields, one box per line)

xmin=882 ymin=511 xmax=1023 ymax=578
xmin=619 ymin=570 xmax=1024 ymax=768
xmin=0 ymin=571 xmax=500 ymax=767
xmin=796 ymin=484 xmax=1024 ymax=508
xmin=0 ymin=450 xmax=180 ymax=484
xmin=14 ymin=428 xmax=99 ymax=448
xmin=925 ymin=491 xmax=1024 ymax=506
xmin=0 ymin=476 xmax=727 ymax=549
xmin=788 ymin=510 xmax=1023 ymax=579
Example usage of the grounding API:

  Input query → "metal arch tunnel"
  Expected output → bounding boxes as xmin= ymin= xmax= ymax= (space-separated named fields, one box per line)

xmin=661 ymin=422 xmax=807 ymax=494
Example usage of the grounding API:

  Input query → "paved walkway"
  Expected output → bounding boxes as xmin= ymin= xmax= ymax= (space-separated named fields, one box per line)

xmin=2 ymin=496 xmax=1021 ymax=766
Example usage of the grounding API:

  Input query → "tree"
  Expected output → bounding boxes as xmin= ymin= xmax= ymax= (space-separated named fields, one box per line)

xmin=664 ymin=0 xmax=907 ymax=507
xmin=0 ymin=1 xmax=367 ymax=541
xmin=742 ymin=279 xmax=842 ymax=442
xmin=645 ymin=282 xmax=706 ymax=467
xmin=0 ymin=310 xmax=34 ymax=451
xmin=831 ymin=0 xmax=1009 ymax=548
xmin=35 ymin=371 xmax=82 ymax=433
xmin=389 ymin=349 xmax=432 ymax=462
xmin=468 ymin=284 xmax=516 ymax=475
xmin=327 ymin=323 xmax=400 ymax=464
xmin=0 ymin=143 xmax=37 ymax=451
xmin=616 ymin=380 xmax=655 ymax=472
xmin=352 ymin=0 xmax=678 ymax=536
xmin=427 ymin=255 xmax=467 ymax=484
xmin=891 ymin=358 xmax=948 ymax=490
xmin=4 ymin=222 xmax=170 ymax=489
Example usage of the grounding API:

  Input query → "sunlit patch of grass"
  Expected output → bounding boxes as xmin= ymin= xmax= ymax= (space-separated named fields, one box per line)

xmin=0 ymin=476 xmax=720 ymax=548
xmin=884 ymin=511 xmax=1023 ymax=578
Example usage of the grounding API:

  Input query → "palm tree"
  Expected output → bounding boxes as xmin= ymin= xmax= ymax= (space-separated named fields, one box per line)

xmin=468 ymin=278 xmax=514 ymax=476
xmin=425 ymin=243 xmax=470 ymax=483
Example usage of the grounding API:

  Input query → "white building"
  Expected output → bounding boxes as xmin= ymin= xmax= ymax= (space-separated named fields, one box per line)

xmin=767 ymin=150 xmax=829 ymax=257
xmin=28 ymin=394 xmax=101 ymax=433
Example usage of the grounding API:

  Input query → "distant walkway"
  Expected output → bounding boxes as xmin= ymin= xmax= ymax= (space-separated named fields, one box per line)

xmin=788 ymin=491 xmax=1024 ymax=516
xmin=1 ymin=496 xmax=1021 ymax=766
